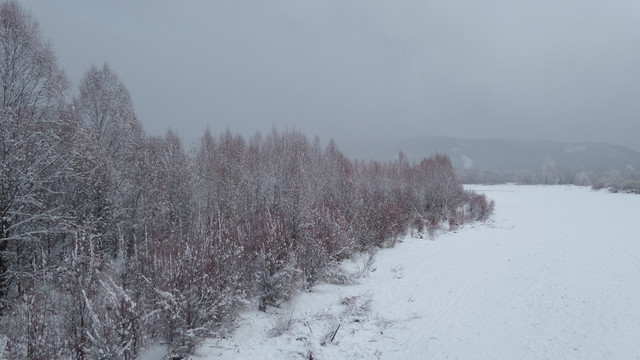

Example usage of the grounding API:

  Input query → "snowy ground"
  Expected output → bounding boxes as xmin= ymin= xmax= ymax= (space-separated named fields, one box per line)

xmin=191 ymin=185 xmax=640 ymax=360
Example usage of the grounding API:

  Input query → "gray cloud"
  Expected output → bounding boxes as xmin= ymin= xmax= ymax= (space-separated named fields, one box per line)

xmin=21 ymin=0 xmax=640 ymax=150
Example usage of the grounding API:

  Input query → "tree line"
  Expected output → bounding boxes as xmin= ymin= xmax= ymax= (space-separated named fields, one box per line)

xmin=459 ymin=165 xmax=640 ymax=193
xmin=0 ymin=2 xmax=493 ymax=358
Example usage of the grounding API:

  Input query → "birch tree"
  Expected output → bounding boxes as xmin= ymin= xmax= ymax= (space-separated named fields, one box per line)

xmin=0 ymin=0 xmax=69 ymax=312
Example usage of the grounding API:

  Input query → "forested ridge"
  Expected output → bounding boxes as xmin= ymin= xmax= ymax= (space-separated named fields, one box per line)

xmin=0 ymin=2 xmax=493 ymax=358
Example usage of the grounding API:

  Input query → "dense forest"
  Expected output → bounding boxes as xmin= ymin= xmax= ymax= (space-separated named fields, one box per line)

xmin=0 ymin=2 xmax=493 ymax=358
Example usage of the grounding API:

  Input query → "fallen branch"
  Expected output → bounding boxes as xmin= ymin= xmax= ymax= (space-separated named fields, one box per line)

xmin=321 ymin=324 xmax=341 ymax=346
xmin=330 ymin=324 xmax=341 ymax=342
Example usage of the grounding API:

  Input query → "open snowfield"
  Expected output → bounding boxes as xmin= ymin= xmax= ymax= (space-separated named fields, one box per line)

xmin=191 ymin=185 xmax=640 ymax=360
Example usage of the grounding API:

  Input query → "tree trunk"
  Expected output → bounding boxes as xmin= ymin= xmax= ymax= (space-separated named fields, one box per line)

xmin=0 ymin=218 xmax=9 ymax=314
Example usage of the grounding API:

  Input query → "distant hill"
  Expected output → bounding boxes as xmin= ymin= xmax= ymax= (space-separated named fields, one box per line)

xmin=338 ymin=136 xmax=640 ymax=173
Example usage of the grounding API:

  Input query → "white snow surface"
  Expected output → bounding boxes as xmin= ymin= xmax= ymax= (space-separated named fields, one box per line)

xmin=192 ymin=185 xmax=640 ymax=360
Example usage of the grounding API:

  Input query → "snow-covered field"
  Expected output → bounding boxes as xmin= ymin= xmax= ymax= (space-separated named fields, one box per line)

xmin=191 ymin=185 xmax=640 ymax=360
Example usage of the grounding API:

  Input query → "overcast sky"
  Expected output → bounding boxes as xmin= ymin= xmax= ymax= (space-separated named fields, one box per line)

xmin=20 ymin=0 xmax=640 ymax=151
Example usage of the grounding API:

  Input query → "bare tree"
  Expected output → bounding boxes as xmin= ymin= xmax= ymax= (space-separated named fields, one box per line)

xmin=75 ymin=63 xmax=144 ymax=258
xmin=76 ymin=63 xmax=142 ymax=162
xmin=0 ymin=0 xmax=69 ymax=313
